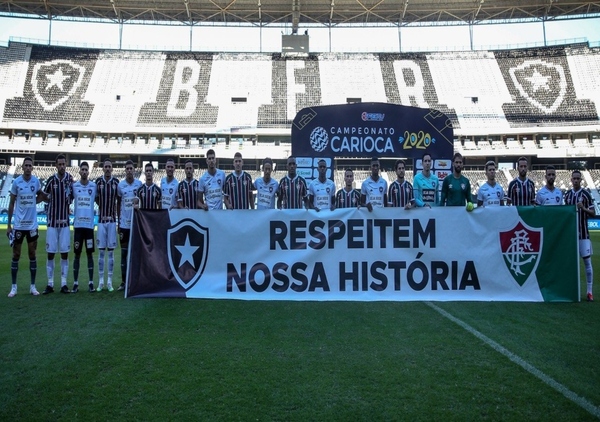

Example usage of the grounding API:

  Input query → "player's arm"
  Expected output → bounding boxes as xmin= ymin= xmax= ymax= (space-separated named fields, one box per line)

xmin=197 ymin=191 xmax=208 ymax=211
xmin=224 ymin=194 xmax=233 ymax=210
xmin=466 ymin=180 xmax=473 ymax=204
xmin=413 ymin=179 xmax=426 ymax=208
xmin=434 ymin=179 xmax=441 ymax=206
xmin=40 ymin=178 xmax=51 ymax=202
xmin=116 ymin=192 xmax=122 ymax=225
xmin=404 ymin=184 xmax=414 ymax=210
xmin=530 ymin=182 xmax=537 ymax=205
xmin=329 ymin=192 xmax=336 ymax=211
xmin=306 ymin=183 xmax=316 ymax=210
xmin=248 ymin=181 xmax=255 ymax=210
xmin=476 ymin=189 xmax=484 ymax=208
xmin=156 ymin=189 xmax=162 ymax=210
xmin=334 ymin=190 xmax=341 ymax=209
xmin=440 ymin=178 xmax=448 ymax=206
xmin=6 ymin=193 xmax=16 ymax=235
xmin=302 ymin=181 xmax=310 ymax=210
xmin=276 ymin=185 xmax=283 ymax=210
xmin=581 ymin=195 xmax=596 ymax=217
xmin=506 ymin=181 xmax=514 ymax=205
xmin=383 ymin=192 xmax=388 ymax=208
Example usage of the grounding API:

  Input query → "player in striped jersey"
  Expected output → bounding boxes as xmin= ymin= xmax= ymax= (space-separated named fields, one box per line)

xmin=507 ymin=156 xmax=536 ymax=206
xmin=117 ymin=160 xmax=143 ymax=291
xmin=335 ymin=169 xmax=361 ymax=209
xmin=224 ymin=152 xmax=254 ymax=210
xmin=388 ymin=159 xmax=414 ymax=209
xmin=160 ymin=157 xmax=178 ymax=210
xmin=308 ymin=159 xmax=336 ymax=211
xmin=535 ymin=165 xmax=563 ymax=206
xmin=176 ymin=159 xmax=199 ymax=209
xmin=477 ymin=161 xmax=505 ymax=207
xmin=361 ymin=157 xmax=388 ymax=211
xmin=277 ymin=156 xmax=308 ymax=210
xmin=95 ymin=158 xmax=119 ymax=292
xmin=254 ymin=158 xmax=278 ymax=210
xmin=71 ymin=161 xmax=97 ymax=293
xmin=198 ymin=149 xmax=226 ymax=210
xmin=42 ymin=154 xmax=74 ymax=294
xmin=7 ymin=156 xmax=44 ymax=297
xmin=136 ymin=163 xmax=162 ymax=210
xmin=564 ymin=170 xmax=596 ymax=302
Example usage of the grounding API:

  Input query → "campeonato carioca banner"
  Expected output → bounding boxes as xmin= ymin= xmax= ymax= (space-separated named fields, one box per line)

xmin=126 ymin=206 xmax=579 ymax=302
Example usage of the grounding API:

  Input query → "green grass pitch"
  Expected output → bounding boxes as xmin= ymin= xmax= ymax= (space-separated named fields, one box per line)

xmin=1 ymin=228 xmax=599 ymax=420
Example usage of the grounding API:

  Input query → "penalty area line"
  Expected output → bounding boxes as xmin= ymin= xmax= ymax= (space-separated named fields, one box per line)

xmin=426 ymin=302 xmax=600 ymax=419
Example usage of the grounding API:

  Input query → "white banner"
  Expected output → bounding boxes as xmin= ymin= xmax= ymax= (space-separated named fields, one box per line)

xmin=127 ymin=206 xmax=579 ymax=302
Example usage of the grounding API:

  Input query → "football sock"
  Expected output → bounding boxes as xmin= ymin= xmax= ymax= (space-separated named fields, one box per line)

xmin=73 ymin=255 xmax=80 ymax=283
xmin=87 ymin=252 xmax=94 ymax=281
xmin=11 ymin=259 xmax=18 ymax=284
xmin=47 ymin=259 xmax=55 ymax=286
xmin=98 ymin=249 xmax=105 ymax=281
xmin=108 ymin=250 xmax=114 ymax=277
xmin=584 ymin=257 xmax=593 ymax=294
xmin=121 ymin=248 xmax=128 ymax=283
xmin=29 ymin=259 xmax=36 ymax=285
xmin=61 ymin=259 xmax=69 ymax=285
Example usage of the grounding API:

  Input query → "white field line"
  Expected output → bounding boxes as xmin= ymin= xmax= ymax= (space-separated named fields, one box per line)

xmin=426 ymin=302 xmax=600 ymax=419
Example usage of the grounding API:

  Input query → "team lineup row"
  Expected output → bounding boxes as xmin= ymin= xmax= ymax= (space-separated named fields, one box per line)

xmin=5 ymin=151 xmax=596 ymax=301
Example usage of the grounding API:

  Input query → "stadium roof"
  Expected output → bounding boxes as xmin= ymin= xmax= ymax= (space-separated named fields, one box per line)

xmin=1 ymin=0 xmax=600 ymax=27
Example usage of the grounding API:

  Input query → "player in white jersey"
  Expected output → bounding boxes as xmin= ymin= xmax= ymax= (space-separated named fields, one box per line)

xmin=308 ymin=159 xmax=336 ymax=211
xmin=477 ymin=161 xmax=505 ymax=207
xmin=160 ymin=157 xmax=178 ymax=210
xmin=361 ymin=157 xmax=388 ymax=211
xmin=254 ymin=158 xmax=279 ymax=210
xmin=71 ymin=162 xmax=97 ymax=293
xmin=116 ymin=160 xmax=143 ymax=292
xmin=6 ymin=156 xmax=44 ymax=297
xmin=535 ymin=165 xmax=563 ymax=206
xmin=413 ymin=152 xmax=439 ymax=207
xmin=197 ymin=149 xmax=226 ymax=210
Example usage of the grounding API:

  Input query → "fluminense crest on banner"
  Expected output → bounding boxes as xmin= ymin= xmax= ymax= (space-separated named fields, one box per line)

xmin=167 ymin=219 xmax=209 ymax=290
xmin=499 ymin=221 xmax=543 ymax=287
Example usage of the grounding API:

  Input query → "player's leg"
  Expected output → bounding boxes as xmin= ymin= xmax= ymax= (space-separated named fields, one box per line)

xmin=72 ymin=229 xmax=83 ymax=293
xmin=26 ymin=233 xmax=40 ymax=295
xmin=580 ymin=239 xmax=594 ymax=301
xmin=85 ymin=229 xmax=95 ymax=292
xmin=107 ymin=222 xmax=117 ymax=289
xmin=8 ymin=232 xmax=23 ymax=297
xmin=44 ymin=227 xmax=58 ymax=294
xmin=59 ymin=227 xmax=71 ymax=293
xmin=97 ymin=223 xmax=106 ymax=290
xmin=118 ymin=229 xmax=130 ymax=291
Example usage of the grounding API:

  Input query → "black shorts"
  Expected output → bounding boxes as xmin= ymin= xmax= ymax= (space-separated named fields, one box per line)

xmin=74 ymin=228 xmax=95 ymax=254
xmin=13 ymin=229 xmax=39 ymax=245
xmin=119 ymin=228 xmax=131 ymax=247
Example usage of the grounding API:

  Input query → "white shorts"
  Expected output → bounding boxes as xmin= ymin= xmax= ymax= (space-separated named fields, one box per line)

xmin=579 ymin=239 xmax=593 ymax=259
xmin=46 ymin=226 xmax=71 ymax=253
xmin=97 ymin=222 xmax=118 ymax=249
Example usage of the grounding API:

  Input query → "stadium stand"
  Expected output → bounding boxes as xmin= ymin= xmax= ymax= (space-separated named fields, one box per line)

xmin=0 ymin=42 xmax=598 ymax=142
xmin=1 ymin=41 xmax=600 ymax=202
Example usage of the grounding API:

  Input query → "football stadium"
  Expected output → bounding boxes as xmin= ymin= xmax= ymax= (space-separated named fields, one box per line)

xmin=1 ymin=0 xmax=600 ymax=420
